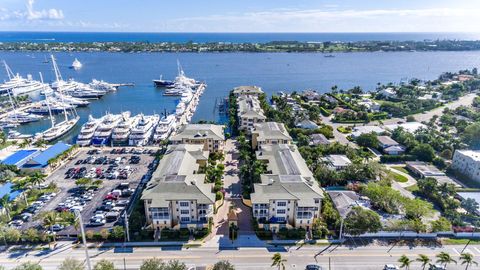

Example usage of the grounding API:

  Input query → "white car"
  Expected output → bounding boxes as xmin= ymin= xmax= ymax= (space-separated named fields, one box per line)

xmin=89 ymin=218 xmax=106 ymax=226
xmin=51 ymin=224 xmax=65 ymax=231
xmin=384 ymin=265 xmax=399 ymax=270
xmin=70 ymin=206 xmax=84 ymax=212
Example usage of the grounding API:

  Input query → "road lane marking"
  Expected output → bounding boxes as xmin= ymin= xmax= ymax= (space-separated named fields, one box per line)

xmin=452 ymin=248 xmax=460 ymax=255
xmin=474 ymin=247 xmax=480 ymax=254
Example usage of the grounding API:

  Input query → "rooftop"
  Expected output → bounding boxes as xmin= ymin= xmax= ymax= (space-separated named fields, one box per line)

xmin=377 ymin=136 xmax=399 ymax=146
xmin=252 ymin=122 xmax=292 ymax=142
xmin=385 ymin=122 xmax=426 ymax=134
xmin=455 ymin=150 xmax=480 ymax=162
xmin=309 ymin=133 xmax=330 ymax=145
xmin=232 ymin=85 xmax=263 ymax=95
xmin=256 ymin=144 xmax=313 ymax=179
xmin=237 ymin=95 xmax=266 ymax=119
xmin=351 ymin=126 xmax=385 ymax=137
xmin=141 ymin=144 xmax=214 ymax=207
xmin=406 ymin=161 xmax=445 ymax=176
xmin=22 ymin=142 xmax=71 ymax=169
xmin=322 ymin=155 xmax=352 ymax=168
xmin=1 ymin=149 xmax=39 ymax=167
xmin=170 ymin=124 xmax=225 ymax=141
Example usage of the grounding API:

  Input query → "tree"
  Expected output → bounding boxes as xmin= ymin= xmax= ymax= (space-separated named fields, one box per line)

xmin=436 ymin=252 xmax=457 ymax=269
xmin=0 ymin=194 xmax=11 ymax=220
xmin=403 ymin=199 xmax=434 ymax=220
xmin=355 ymin=132 xmax=379 ymax=149
xmin=461 ymin=198 xmax=479 ymax=215
xmin=140 ymin=258 xmax=164 ymax=270
xmin=28 ymin=172 xmax=46 ymax=188
xmin=344 ymin=207 xmax=382 ymax=236
xmin=460 ymin=253 xmax=478 ymax=270
xmin=41 ymin=211 xmax=61 ymax=247
xmin=416 ymin=254 xmax=431 ymax=270
xmin=58 ymin=258 xmax=85 ymax=270
xmin=271 ymin=253 xmax=286 ymax=270
xmin=430 ymin=217 xmax=452 ymax=232
xmin=398 ymin=255 xmax=412 ymax=270
xmin=94 ymin=259 xmax=115 ymax=270
xmin=13 ymin=262 xmax=43 ymax=270
xmin=406 ymin=115 xmax=416 ymax=122
xmin=212 ymin=260 xmax=235 ymax=270
xmin=462 ymin=122 xmax=480 ymax=149
xmin=411 ymin=143 xmax=435 ymax=162
xmin=163 ymin=260 xmax=186 ymax=270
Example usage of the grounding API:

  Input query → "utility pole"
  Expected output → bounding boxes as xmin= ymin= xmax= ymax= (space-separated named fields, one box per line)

xmin=76 ymin=210 xmax=92 ymax=270
xmin=124 ymin=212 xmax=130 ymax=242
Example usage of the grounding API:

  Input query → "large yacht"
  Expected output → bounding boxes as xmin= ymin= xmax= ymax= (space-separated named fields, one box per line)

xmin=0 ymin=61 xmax=47 ymax=96
xmin=91 ymin=113 xmax=123 ymax=146
xmin=38 ymin=93 xmax=80 ymax=142
xmin=153 ymin=75 xmax=174 ymax=87
xmin=27 ymin=99 xmax=75 ymax=115
xmin=53 ymin=92 xmax=90 ymax=107
xmin=128 ymin=114 xmax=160 ymax=146
xmin=76 ymin=115 xmax=102 ymax=146
xmin=2 ymin=112 xmax=42 ymax=124
xmin=71 ymin=58 xmax=82 ymax=70
xmin=89 ymin=79 xmax=118 ymax=92
xmin=111 ymin=112 xmax=140 ymax=146
xmin=153 ymin=114 xmax=177 ymax=142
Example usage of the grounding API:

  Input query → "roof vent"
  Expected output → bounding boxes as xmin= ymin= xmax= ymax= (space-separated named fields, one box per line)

xmin=191 ymin=180 xmax=196 ymax=185
xmin=194 ymin=132 xmax=202 ymax=138
xmin=269 ymin=178 xmax=275 ymax=185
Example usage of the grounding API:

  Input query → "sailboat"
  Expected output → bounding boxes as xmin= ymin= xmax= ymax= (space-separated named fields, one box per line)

xmin=37 ymin=74 xmax=80 ymax=142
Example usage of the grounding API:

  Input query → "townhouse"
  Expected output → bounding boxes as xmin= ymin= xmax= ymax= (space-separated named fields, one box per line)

xmin=251 ymin=122 xmax=292 ymax=149
xmin=452 ymin=150 xmax=480 ymax=183
xmin=237 ymin=95 xmax=267 ymax=133
xmin=170 ymin=124 xmax=225 ymax=152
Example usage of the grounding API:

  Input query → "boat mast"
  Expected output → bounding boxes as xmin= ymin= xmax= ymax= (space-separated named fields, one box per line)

xmin=40 ymin=72 xmax=55 ymax=128
xmin=6 ymin=88 xmax=18 ymax=124
xmin=3 ymin=61 xmax=15 ymax=80
xmin=51 ymin=55 xmax=63 ymax=82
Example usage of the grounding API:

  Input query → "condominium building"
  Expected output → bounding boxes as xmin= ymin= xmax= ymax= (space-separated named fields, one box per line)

xmin=141 ymin=144 xmax=215 ymax=232
xmin=452 ymin=150 xmax=480 ymax=183
xmin=251 ymin=144 xmax=324 ymax=232
xmin=232 ymin=85 xmax=263 ymax=97
xmin=170 ymin=124 xmax=225 ymax=152
xmin=237 ymin=95 xmax=266 ymax=133
xmin=251 ymin=122 xmax=292 ymax=149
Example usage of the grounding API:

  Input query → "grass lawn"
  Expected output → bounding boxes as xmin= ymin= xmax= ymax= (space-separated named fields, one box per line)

xmin=405 ymin=184 xmax=419 ymax=193
xmin=388 ymin=171 xmax=409 ymax=183
xmin=337 ymin=126 xmax=352 ymax=134
xmin=442 ymin=238 xmax=480 ymax=245
xmin=391 ymin=166 xmax=409 ymax=175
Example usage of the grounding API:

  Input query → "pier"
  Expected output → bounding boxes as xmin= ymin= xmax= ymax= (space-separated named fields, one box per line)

xmin=177 ymin=83 xmax=206 ymax=126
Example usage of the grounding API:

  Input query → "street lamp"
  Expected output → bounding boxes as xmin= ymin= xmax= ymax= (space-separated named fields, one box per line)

xmin=75 ymin=210 xmax=92 ymax=270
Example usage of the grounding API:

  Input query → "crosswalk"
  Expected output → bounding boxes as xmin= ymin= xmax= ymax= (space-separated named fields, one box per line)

xmin=451 ymin=246 xmax=480 ymax=255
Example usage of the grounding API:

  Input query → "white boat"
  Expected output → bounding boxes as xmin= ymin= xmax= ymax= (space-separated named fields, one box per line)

xmin=71 ymin=58 xmax=82 ymax=70
xmin=175 ymin=102 xmax=186 ymax=117
xmin=128 ymin=114 xmax=160 ymax=146
xmin=52 ymin=92 xmax=89 ymax=107
xmin=7 ymin=130 xmax=33 ymax=140
xmin=38 ymin=91 xmax=80 ymax=142
xmin=112 ymin=112 xmax=140 ymax=146
xmin=76 ymin=115 xmax=102 ymax=146
xmin=28 ymin=98 xmax=76 ymax=115
xmin=153 ymin=114 xmax=177 ymax=142
xmin=91 ymin=113 xmax=123 ymax=146
xmin=89 ymin=79 xmax=118 ymax=92
xmin=3 ymin=112 xmax=42 ymax=124
xmin=0 ymin=61 xmax=48 ymax=96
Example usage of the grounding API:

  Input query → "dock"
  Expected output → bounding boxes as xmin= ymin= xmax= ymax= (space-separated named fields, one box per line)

xmin=177 ymin=83 xmax=206 ymax=126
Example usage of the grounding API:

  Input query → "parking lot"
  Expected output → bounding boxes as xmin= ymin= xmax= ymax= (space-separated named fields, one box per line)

xmin=20 ymin=147 xmax=158 ymax=235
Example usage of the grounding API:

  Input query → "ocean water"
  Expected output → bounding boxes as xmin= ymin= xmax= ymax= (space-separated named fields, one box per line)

xmin=1 ymin=50 xmax=480 ymax=143
xmin=1 ymin=32 xmax=480 ymax=43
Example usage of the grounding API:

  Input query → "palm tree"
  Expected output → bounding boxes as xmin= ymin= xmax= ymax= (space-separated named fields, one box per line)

xmin=42 ymin=211 xmax=60 ymax=248
xmin=271 ymin=253 xmax=286 ymax=270
xmin=416 ymin=254 xmax=431 ymax=270
xmin=398 ymin=255 xmax=412 ymax=270
xmin=212 ymin=260 xmax=235 ymax=270
xmin=28 ymin=172 xmax=46 ymax=188
xmin=436 ymin=252 xmax=457 ymax=269
xmin=0 ymin=195 xmax=11 ymax=220
xmin=460 ymin=253 xmax=478 ymax=270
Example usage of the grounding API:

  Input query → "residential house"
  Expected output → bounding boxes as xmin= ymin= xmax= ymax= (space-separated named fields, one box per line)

xmin=377 ymin=87 xmax=397 ymax=99
xmin=141 ymin=144 xmax=215 ymax=232
xmin=251 ymin=122 xmax=292 ymax=149
xmin=295 ymin=119 xmax=318 ymax=130
xmin=251 ymin=144 xmax=324 ymax=231
xmin=170 ymin=124 xmax=225 ymax=152
xmin=377 ymin=136 xmax=406 ymax=155
xmin=232 ymin=85 xmax=263 ymax=97
xmin=309 ymin=134 xmax=330 ymax=146
xmin=321 ymin=155 xmax=352 ymax=170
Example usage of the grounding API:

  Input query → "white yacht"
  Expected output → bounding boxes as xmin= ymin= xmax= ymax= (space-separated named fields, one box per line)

xmin=52 ymin=92 xmax=90 ymax=107
xmin=3 ymin=112 xmax=42 ymax=124
xmin=28 ymin=98 xmax=75 ymax=115
xmin=111 ymin=112 xmax=140 ymax=146
xmin=175 ymin=102 xmax=186 ymax=118
xmin=76 ymin=115 xmax=102 ymax=146
xmin=153 ymin=114 xmax=177 ymax=142
xmin=7 ymin=130 xmax=33 ymax=140
xmin=38 ymin=93 xmax=80 ymax=142
xmin=128 ymin=114 xmax=160 ymax=146
xmin=89 ymin=79 xmax=118 ymax=92
xmin=71 ymin=58 xmax=82 ymax=70
xmin=0 ymin=61 xmax=47 ymax=96
xmin=91 ymin=113 xmax=123 ymax=146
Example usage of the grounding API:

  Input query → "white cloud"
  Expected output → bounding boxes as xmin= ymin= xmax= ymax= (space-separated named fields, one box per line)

xmin=25 ymin=0 xmax=64 ymax=20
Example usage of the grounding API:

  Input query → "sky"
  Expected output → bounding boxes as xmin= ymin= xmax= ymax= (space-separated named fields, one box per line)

xmin=1 ymin=0 xmax=480 ymax=32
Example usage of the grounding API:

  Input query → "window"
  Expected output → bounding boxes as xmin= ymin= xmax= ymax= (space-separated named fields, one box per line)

xmin=180 ymin=217 xmax=190 ymax=222
xmin=180 ymin=210 xmax=189 ymax=215
xmin=277 ymin=209 xmax=286 ymax=214
xmin=151 ymin=207 xmax=169 ymax=220
xmin=277 ymin=202 xmax=287 ymax=207
xmin=179 ymin=202 xmax=189 ymax=207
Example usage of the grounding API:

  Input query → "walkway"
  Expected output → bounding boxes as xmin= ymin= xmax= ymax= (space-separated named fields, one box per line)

xmin=204 ymin=139 xmax=260 ymax=248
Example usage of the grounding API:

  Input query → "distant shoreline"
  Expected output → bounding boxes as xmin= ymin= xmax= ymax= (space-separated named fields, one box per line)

xmin=2 ymin=39 xmax=480 ymax=53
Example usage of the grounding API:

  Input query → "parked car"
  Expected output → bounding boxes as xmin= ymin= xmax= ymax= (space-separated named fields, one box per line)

xmin=51 ymin=224 xmax=65 ymax=231
xmin=305 ymin=265 xmax=322 ymax=270
xmin=428 ymin=265 xmax=446 ymax=270
xmin=384 ymin=265 xmax=399 ymax=270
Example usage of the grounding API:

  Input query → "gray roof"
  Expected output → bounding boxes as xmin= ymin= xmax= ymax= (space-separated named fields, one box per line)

xmin=326 ymin=190 xmax=360 ymax=218
xmin=322 ymin=155 xmax=352 ymax=168
xmin=309 ymin=133 xmax=330 ymax=145
xmin=170 ymin=124 xmax=225 ymax=141
xmin=295 ymin=119 xmax=319 ymax=129
xmin=232 ymin=85 xmax=263 ymax=95
xmin=237 ymin=95 xmax=266 ymax=119
xmin=377 ymin=136 xmax=399 ymax=146
xmin=252 ymin=122 xmax=292 ymax=142
xmin=252 ymin=144 xmax=324 ymax=206
xmin=141 ymin=144 xmax=214 ymax=206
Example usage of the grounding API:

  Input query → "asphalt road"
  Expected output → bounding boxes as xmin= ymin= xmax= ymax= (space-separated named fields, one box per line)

xmin=1 ymin=242 xmax=479 ymax=270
